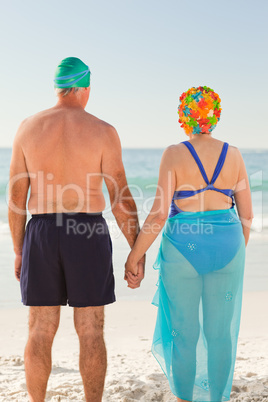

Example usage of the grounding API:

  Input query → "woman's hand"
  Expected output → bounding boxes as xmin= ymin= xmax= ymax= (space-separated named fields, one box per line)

xmin=124 ymin=254 xmax=145 ymax=289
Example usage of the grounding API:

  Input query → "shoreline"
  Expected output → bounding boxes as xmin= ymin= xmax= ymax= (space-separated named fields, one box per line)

xmin=0 ymin=292 xmax=267 ymax=401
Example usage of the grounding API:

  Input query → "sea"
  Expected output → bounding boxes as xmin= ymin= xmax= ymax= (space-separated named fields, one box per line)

xmin=0 ymin=148 xmax=268 ymax=309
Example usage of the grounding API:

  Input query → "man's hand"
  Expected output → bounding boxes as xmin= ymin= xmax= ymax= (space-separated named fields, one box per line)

xmin=124 ymin=255 xmax=145 ymax=289
xmin=14 ymin=253 xmax=22 ymax=282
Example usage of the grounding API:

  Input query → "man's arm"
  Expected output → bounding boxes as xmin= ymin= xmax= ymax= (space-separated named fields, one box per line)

xmin=8 ymin=123 xmax=30 ymax=280
xmin=101 ymin=125 xmax=140 ymax=249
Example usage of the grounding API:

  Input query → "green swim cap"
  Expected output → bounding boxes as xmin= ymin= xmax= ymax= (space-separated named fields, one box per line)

xmin=54 ymin=57 xmax=90 ymax=88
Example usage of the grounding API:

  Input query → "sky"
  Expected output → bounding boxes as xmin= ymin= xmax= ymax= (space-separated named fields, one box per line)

xmin=0 ymin=0 xmax=267 ymax=149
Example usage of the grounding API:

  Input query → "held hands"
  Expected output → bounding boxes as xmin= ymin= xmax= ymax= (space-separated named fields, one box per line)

xmin=124 ymin=254 xmax=145 ymax=289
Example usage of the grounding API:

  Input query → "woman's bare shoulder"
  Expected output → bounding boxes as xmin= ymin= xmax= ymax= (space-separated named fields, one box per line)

xmin=161 ymin=143 xmax=186 ymax=161
xmin=163 ymin=142 xmax=187 ymax=153
xmin=228 ymin=143 xmax=239 ymax=151
xmin=227 ymin=144 xmax=244 ymax=162
xmin=164 ymin=142 xmax=192 ymax=160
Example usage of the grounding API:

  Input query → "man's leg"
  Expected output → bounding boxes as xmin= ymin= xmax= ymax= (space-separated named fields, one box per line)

xmin=74 ymin=305 xmax=106 ymax=402
xmin=24 ymin=306 xmax=61 ymax=402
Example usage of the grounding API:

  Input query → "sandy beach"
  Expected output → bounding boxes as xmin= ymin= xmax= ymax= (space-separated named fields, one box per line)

xmin=0 ymin=291 xmax=267 ymax=401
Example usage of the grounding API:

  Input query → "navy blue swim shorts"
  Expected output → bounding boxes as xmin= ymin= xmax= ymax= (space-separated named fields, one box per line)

xmin=20 ymin=212 xmax=116 ymax=307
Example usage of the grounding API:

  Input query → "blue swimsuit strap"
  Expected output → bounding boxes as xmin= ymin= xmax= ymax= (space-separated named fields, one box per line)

xmin=182 ymin=141 xmax=210 ymax=185
xmin=171 ymin=142 xmax=234 ymax=214
xmin=181 ymin=141 xmax=229 ymax=185
xmin=210 ymin=142 xmax=229 ymax=184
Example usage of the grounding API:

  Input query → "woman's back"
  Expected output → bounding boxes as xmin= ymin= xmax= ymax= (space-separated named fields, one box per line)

xmin=171 ymin=137 xmax=240 ymax=212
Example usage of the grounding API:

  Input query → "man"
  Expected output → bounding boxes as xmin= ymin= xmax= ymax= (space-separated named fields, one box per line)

xmin=8 ymin=56 xmax=145 ymax=402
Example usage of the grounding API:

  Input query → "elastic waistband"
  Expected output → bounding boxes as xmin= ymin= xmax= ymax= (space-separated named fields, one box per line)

xmin=31 ymin=212 xmax=103 ymax=220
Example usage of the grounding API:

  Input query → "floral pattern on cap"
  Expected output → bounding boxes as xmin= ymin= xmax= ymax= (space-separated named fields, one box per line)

xmin=178 ymin=86 xmax=222 ymax=135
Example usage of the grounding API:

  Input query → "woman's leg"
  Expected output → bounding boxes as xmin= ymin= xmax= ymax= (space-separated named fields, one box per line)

xmin=202 ymin=267 xmax=239 ymax=401
xmin=162 ymin=241 xmax=202 ymax=401
xmin=169 ymin=275 xmax=201 ymax=401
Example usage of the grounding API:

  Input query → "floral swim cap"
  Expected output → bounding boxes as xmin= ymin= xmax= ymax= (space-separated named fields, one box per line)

xmin=178 ymin=86 xmax=221 ymax=135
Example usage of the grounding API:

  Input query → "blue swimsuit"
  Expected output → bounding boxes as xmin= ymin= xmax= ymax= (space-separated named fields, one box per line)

xmin=151 ymin=142 xmax=246 ymax=402
xmin=169 ymin=141 xmax=235 ymax=217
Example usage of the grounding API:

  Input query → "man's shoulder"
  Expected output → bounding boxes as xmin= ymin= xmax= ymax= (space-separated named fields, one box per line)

xmin=14 ymin=108 xmax=58 ymax=147
xmin=85 ymin=112 xmax=115 ymax=130
xmin=19 ymin=107 xmax=55 ymax=129
xmin=85 ymin=112 xmax=119 ymax=141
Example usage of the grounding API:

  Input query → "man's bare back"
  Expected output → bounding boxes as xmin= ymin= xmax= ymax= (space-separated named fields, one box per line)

xmin=19 ymin=105 xmax=115 ymax=214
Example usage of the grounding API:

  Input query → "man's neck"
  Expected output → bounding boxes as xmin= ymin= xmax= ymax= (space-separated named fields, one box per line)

xmin=55 ymin=95 xmax=84 ymax=109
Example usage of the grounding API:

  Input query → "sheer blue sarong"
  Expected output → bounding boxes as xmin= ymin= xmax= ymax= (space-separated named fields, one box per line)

xmin=151 ymin=208 xmax=245 ymax=402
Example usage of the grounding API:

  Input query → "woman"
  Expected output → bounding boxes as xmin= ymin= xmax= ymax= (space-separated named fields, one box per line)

xmin=125 ymin=86 xmax=253 ymax=402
